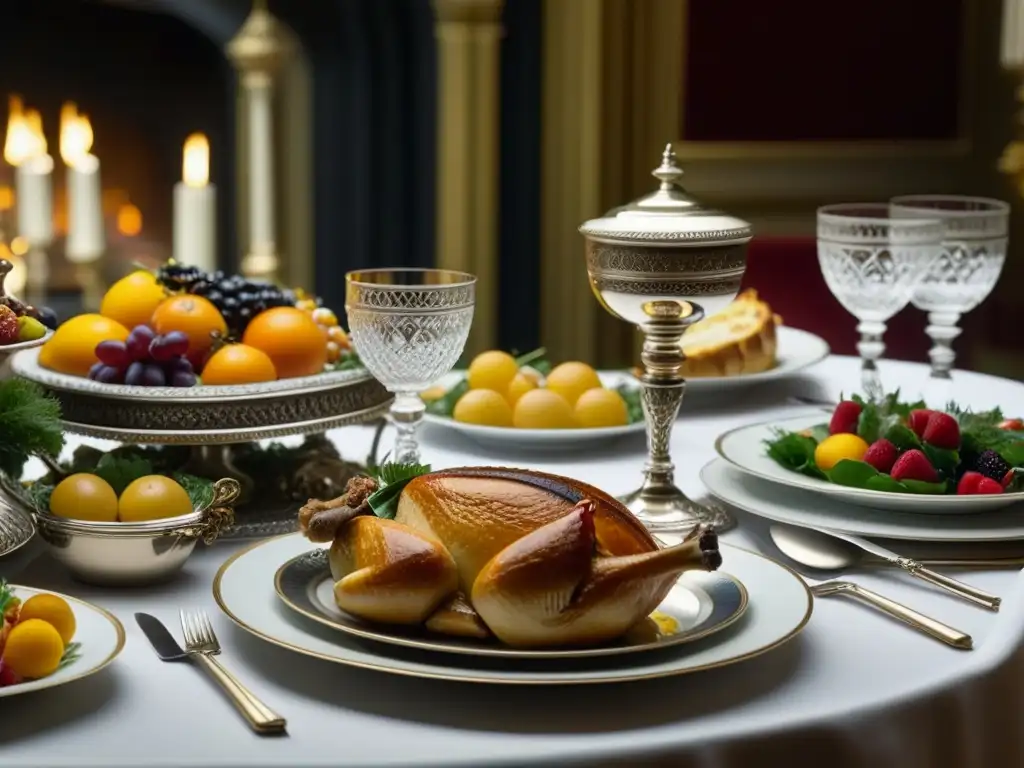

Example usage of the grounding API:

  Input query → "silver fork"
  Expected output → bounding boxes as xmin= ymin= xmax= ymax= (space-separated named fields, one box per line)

xmin=179 ymin=609 xmax=287 ymax=733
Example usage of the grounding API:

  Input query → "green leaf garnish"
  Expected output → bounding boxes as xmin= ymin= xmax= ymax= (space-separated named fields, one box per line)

xmin=1005 ymin=468 xmax=1024 ymax=493
xmin=614 ymin=385 xmax=644 ymax=425
xmin=366 ymin=462 xmax=432 ymax=520
xmin=0 ymin=379 xmax=64 ymax=478
xmin=0 ymin=579 xmax=15 ymax=616
xmin=172 ymin=473 xmax=215 ymax=510
xmin=92 ymin=453 xmax=153 ymax=496
xmin=58 ymin=641 xmax=82 ymax=670
xmin=763 ymin=430 xmax=826 ymax=479
xmin=827 ymin=459 xmax=947 ymax=495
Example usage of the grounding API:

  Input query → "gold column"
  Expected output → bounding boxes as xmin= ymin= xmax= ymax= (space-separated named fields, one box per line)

xmin=432 ymin=0 xmax=504 ymax=357
xmin=540 ymin=0 xmax=685 ymax=368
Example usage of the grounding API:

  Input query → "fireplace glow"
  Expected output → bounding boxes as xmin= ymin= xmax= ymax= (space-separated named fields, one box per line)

xmin=182 ymin=133 xmax=209 ymax=188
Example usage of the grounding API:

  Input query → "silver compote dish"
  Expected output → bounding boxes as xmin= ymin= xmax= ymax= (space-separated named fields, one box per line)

xmin=8 ymin=348 xmax=392 ymax=539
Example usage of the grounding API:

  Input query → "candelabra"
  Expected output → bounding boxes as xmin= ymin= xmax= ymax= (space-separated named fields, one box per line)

xmin=227 ymin=0 xmax=289 ymax=283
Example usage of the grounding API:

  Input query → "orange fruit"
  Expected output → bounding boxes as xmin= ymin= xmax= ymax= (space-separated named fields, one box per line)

xmin=48 ymin=473 xmax=119 ymax=522
xmin=99 ymin=270 xmax=167 ymax=330
xmin=2 ymin=619 xmax=64 ymax=679
xmin=202 ymin=343 xmax=277 ymax=385
xmin=242 ymin=307 xmax=328 ymax=379
xmin=19 ymin=594 xmax=76 ymax=645
xmin=38 ymin=314 xmax=129 ymax=377
xmin=118 ymin=475 xmax=193 ymax=522
xmin=151 ymin=295 xmax=227 ymax=370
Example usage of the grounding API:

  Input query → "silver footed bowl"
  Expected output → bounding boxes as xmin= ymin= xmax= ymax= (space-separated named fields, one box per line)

xmin=1 ymin=476 xmax=241 ymax=587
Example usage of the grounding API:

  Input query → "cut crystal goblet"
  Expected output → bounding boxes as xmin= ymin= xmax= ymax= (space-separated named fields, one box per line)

xmin=580 ymin=145 xmax=752 ymax=534
xmin=816 ymin=204 xmax=943 ymax=401
xmin=889 ymin=195 xmax=1009 ymax=401
xmin=345 ymin=268 xmax=476 ymax=465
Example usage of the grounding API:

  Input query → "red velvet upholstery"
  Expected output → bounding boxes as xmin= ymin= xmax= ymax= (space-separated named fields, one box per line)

xmin=741 ymin=236 xmax=935 ymax=364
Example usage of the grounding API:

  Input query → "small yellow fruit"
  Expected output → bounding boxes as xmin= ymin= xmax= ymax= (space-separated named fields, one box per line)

xmin=3 ymin=619 xmax=64 ymax=679
xmin=49 ymin=474 xmax=119 ymax=522
xmin=453 ymin=389 xmax=514 ymax=427
xmin=18 ymin=594 xmax=76 ymax=645
xmin=513 ymin=388 xmax=576 ymax=429
xmin=100 ymin=270 xmax=167 ymax=331
xmin=506 ymin=372 xmax=538 ymax=406
xmin=118 ymin=475 xmax=194 ymax=523
xmin=467 ymin=351 xmax=519 ymax=393
xmin=574 ymin=387 xmax=629 ymax=428
xmin=545 ymin=362 xmax=602 ymax=406
xmin=814 ymin=433 xmax=870 ymax=471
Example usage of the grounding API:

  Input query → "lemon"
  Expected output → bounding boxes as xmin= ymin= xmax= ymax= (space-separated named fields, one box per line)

xmin=2 ymin=619 xmax=64 ymax=679
xmin=574 ymin=387 xmax=629 ymax=428
xmin=453 ymin=389 xmax=514 ymax=427
xmin=118 ymin=475 xmax=194 ymax=523
xmin=513 ymin=389 xmax=576 ymax=429
xmin=49 ymin=473 xmax=119 ymax=522
xmin=18 ymin=594 xmax=76 ymax=645
xmin=506 ymin=372 xmax=538 ymax=406
xmin=38 ymin=314 xmax=130 ymax=378
xmin=467 ymin=351 xmax=519 ymax=393
xmin=545 ymin=362 xmax=602 ymax=406
xmin=814 ymin=433 xmax=870 ymax=471
xmin=99 ymin=270 xmax=167 ymax=330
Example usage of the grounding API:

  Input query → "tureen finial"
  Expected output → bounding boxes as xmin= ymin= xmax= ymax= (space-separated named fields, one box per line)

xmin=652 ymin=143 xmax=684 ymax=190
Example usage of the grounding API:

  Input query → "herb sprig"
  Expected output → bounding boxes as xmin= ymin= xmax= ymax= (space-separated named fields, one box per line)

xmin=365 ymin=461 xmax=432 ymax=520
xmin=0 ymin=380 xmax=64 ymax=478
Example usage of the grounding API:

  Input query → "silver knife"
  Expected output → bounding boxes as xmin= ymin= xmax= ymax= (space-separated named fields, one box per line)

xmin=821 ymin=531 xmax=1002 ymax=611
xmin=135 ymin=613 xmax=286 ymax=733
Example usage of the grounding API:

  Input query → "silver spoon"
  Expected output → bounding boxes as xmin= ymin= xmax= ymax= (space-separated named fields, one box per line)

xmin=770 ymin=524 xmax=1001 ymax=611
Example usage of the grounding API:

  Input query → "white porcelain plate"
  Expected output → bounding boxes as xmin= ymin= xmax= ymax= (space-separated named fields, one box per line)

xmin=0 ymin=585 xmax=125 ymax=697
xmin=214 ymin=533 xmax=812 ymax=685
xmin=701 ymin=458 xmax=1024 ymax=543
xmin=716 ymin=413 xmax=1024 ymax=514
xmin=422 ymin=371 xmax=646 ymax=452
xmin=684 ymin=327 xmax=830 ymax=392
xmin=0 ymin=330 xmax=54 ymax=356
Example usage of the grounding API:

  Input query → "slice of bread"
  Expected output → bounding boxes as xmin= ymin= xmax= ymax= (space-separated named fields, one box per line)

xmin=679 ymin=289 xmax=782 ymax=378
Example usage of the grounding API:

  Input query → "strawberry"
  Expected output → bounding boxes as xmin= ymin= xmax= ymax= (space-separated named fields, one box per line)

xmin=0 ymin=305 xmax=17 ymax=345
xmin=829 ymin=400 xmax=862 ymax=435
xmin=998 ymin=418 xmax=1024 ymax=431
xmin=863 ymin=438 xmax=898 ymax=473
xmin=890 ymin=449 xmax=939 ymax=483
xmin=907 ymin=409 xmax=934 ymax=439
xmin=0 ymin=661 xmax=19 ymax=687
xmin=958 ymin=471 xmax=1004 ymax=495
xmin=1006 ymin=469 xmax=1019 ymax=489
xmin=921 ymin=411 xmax=960 ymax=450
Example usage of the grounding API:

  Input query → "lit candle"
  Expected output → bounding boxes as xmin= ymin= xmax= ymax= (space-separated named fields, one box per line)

xmin=1004 ymin=0 xmax=1024 ymax=67
xmin=173 ymin=133 xmax=216 ymax=272
xmin=60 ymin=103 xmax=105 ymax=263
xmin=5 ymin=98 xmax=54 ymax=247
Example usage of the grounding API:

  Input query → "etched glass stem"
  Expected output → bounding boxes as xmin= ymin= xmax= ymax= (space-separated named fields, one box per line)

xmin=856 ymin=320 xmax=886 ymax=402
xmin=390 ymin=392 xmax=425 ymax=465
xmin=639 ymin=379 xmax=685 ymax=489
xmin=924 ymin=311 xmax=962 ymax=381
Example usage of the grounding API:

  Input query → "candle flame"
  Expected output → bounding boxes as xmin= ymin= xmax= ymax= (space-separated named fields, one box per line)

xmin=4 ymin=96 xmax=47 ymax=166
xmin=60 ymin=102 xmax=94 ymax=168
xmin=182 ymin=133 xmax=209 ymax=187
xmin=117 ymin=203 xmax=143 ymax=237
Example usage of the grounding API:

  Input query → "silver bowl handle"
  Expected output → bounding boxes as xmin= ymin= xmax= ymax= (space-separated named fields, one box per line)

xmin=198 ymin=478 xmax=242 ymax=545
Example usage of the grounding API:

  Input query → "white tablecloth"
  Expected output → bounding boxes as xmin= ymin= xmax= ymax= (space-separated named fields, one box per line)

xmin=3 ymin=356 xmax=1024 ymax=768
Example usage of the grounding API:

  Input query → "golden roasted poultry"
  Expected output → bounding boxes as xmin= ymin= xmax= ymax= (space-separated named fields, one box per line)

xmin=298 ymin=467 xmax=721 ymax=648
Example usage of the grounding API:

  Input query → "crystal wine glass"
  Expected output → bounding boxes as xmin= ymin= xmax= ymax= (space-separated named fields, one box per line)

xmin=889 ymin=195 xmax=1009 ymax=401
xmin=817 ymin=204 xmax=943 ymax=401
xmin=345 ymin=268 xmax=476 ymax=465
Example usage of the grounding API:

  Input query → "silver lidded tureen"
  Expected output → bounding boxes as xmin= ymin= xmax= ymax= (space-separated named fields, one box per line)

xmin=580 ymin=144 xmax=752 ymax=533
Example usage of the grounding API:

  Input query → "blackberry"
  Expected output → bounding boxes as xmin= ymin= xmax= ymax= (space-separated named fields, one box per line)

xmin=157 ymin=262 xmax=206 ymax=293
xmin=975 ymin=450 xmax=1011 ymax=483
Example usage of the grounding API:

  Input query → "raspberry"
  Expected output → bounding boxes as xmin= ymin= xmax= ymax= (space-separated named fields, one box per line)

xmin=921 ymin=411 xmax=960 ymax=450
xmin=828 ymin=400 xmax=862 ymax=436
xmin=0 ymin=305 xmax=17 ymax=344
xmin=863 ymin=439 xmax=898 ymax=473
xmin=890 ymin=449 xmax=939 ymax=483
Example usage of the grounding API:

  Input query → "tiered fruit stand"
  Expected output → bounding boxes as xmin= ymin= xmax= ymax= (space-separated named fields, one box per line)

xmin=8 ymin=348 xmax=391 ymax=539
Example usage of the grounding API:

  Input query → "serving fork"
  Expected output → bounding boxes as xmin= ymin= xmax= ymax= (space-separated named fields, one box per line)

xmin=178 ymin=610 xmax=287 ymax=733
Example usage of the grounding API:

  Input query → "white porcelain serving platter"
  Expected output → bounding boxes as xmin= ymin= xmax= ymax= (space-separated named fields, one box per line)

xmin=715 ymin=413 xmax=1024 ymax=514
xmin=700 ymin=458 xmax=1024 ymax=543
xmin=0 ymin=585 xmax=125 ymax=698
xmin=214 ymin=533 xmax=812 ymax=685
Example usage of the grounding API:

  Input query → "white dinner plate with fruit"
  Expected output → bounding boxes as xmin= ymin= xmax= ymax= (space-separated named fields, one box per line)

xmin=422 ymin=351 xmax=646 ymax=452
xmin=715 ymin=398 xmax=1024 ymax=513
xmin=0 ymin=583 xmax=125 ymax=697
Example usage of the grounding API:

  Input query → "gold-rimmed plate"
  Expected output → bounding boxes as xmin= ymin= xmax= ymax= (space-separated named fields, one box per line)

xmin=0 ymin=585 xmax=125 ymax=697
xmin=273 ymin=547 xmax=748 ymax=659
xmin=214 ymin=533 xmax=812 ymax=685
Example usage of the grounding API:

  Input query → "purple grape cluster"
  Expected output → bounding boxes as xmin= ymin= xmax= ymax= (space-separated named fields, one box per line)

xmin=88 ymin=326 xmax=198 ymax=387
